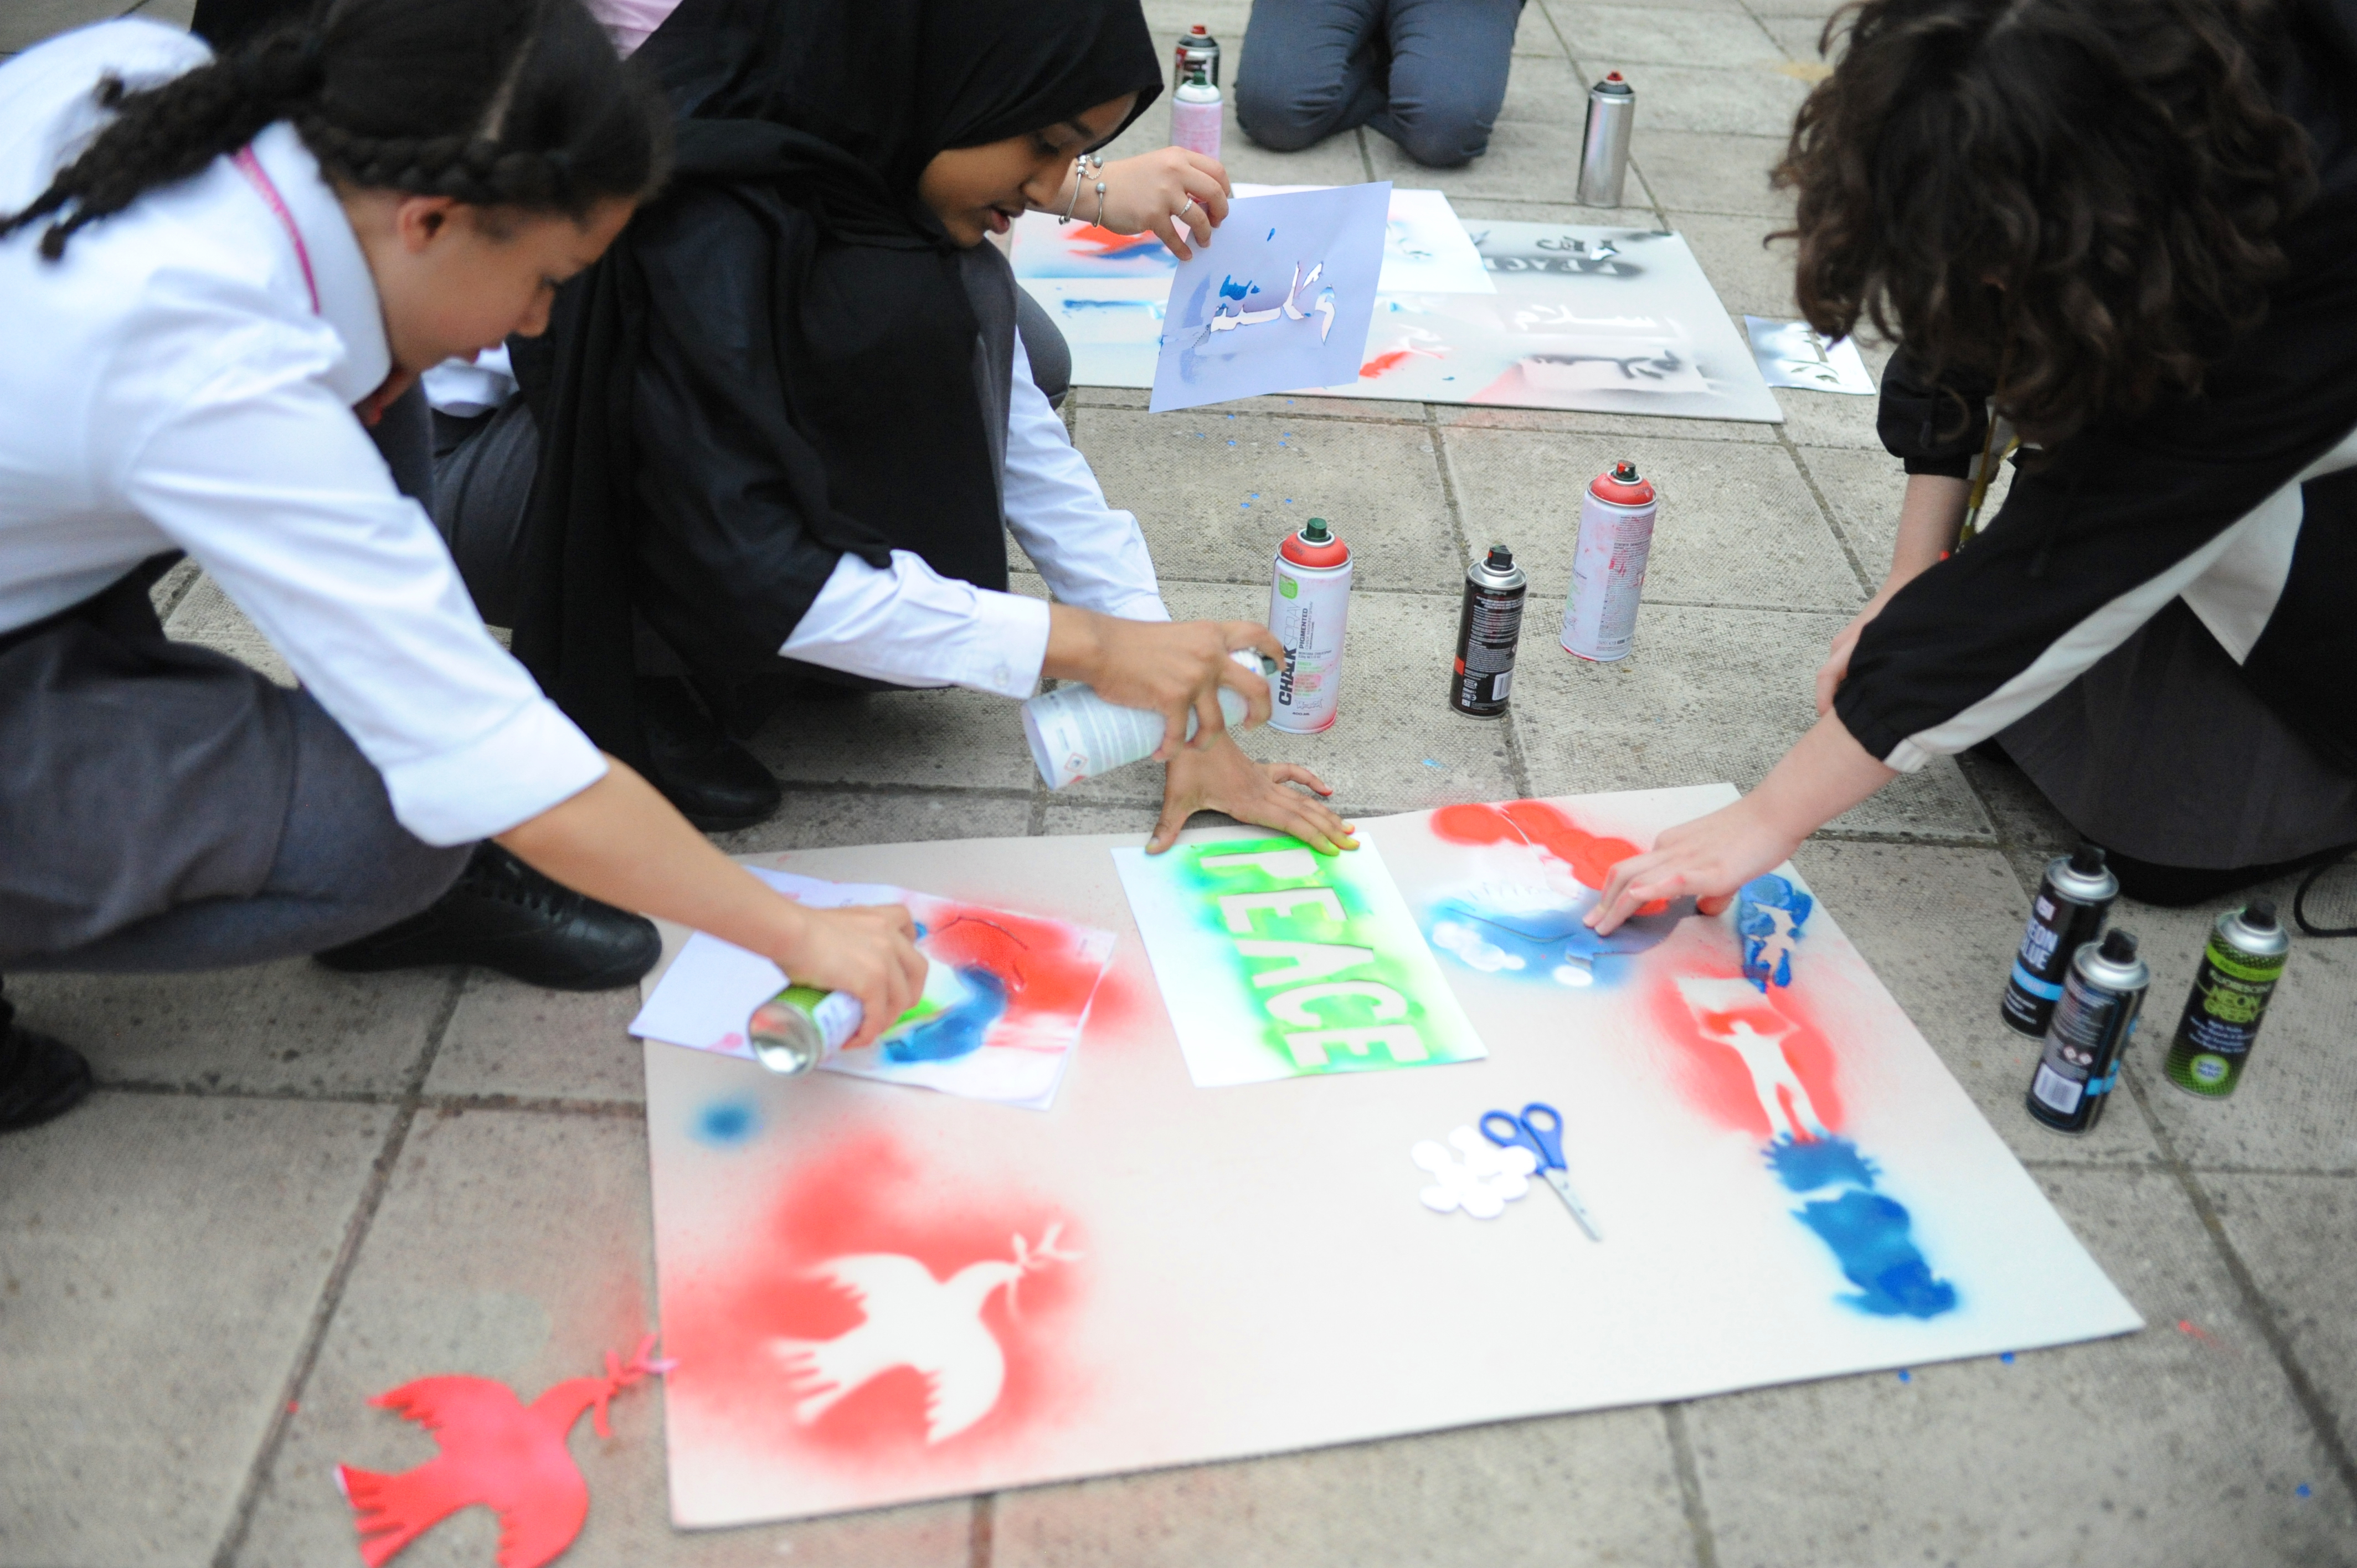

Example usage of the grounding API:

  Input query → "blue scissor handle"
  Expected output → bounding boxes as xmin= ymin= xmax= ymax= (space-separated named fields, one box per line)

xmin=1481 ymin=1102 xmax=1565 ymax=1170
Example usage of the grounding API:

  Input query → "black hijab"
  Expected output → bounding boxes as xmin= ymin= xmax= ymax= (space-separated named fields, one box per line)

xmin=512 ymin=0 xmax=1161 ymax=760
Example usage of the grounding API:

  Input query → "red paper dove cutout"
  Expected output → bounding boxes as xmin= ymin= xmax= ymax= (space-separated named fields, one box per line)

xmin=337 ymin=1335 xmax=673 ymax=1568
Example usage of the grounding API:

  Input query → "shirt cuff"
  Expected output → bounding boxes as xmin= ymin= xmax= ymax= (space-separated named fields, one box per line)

xmin=958 ymin=589 xmax=1053 ymax=697
xmin=1902 ymin=454 xmax=1975 ymax=479
xmin=378 ymin=696 xmax=609 ymax=845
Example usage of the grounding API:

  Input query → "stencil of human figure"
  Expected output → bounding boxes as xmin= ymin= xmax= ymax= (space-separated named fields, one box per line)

xmin=1674 ymin=977 xmax=1831 ymax=1142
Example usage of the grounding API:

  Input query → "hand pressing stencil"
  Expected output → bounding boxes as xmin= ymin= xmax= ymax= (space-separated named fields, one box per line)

xmin=1413 ymin=1126 xmax=1538 ymax=1219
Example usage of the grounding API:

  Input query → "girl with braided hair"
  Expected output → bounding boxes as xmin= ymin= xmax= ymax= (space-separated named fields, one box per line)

xmin=1591 ymin=0 xmax=2357 ymax=935
xmin=0 ymin=1 xmax=928 ymax=1136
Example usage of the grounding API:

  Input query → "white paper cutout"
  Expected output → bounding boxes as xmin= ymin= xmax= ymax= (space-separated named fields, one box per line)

xmin=1413 ymin=1126 xmax=1540 ymax=1219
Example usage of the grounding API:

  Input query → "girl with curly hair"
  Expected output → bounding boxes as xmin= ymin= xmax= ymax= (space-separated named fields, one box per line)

xmin=1592 ymin=0 xmax=2357 ymax=931
xmin=0 ymin=0 xmax=927 ymax=1134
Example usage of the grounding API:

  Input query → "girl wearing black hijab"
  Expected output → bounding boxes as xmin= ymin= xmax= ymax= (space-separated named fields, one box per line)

xmin=458 ymin=0 xmax=1356 ymax=855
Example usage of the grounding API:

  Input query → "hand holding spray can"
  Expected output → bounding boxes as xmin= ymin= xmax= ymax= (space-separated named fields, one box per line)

xmin=2163 ymin=899 xmax=2289 ymax=1098
xmin=1170 ymin=62 xmax=1221 ymax=159
xmin=1024 ymin=648 xmax=1279 ymax=789
xmin=1561 ymin=461 xmax=1656 ymax=662
xmin=1269 ymin=517 xmax=1350 ymax=733
xmin=2001 ymin=843 xmax=2119 ymax=1036
xmin=748 ymin=985 xmax=864 ymax=1075
xmin=1450 ymin=546 xmax=1526 ymax=718
xmin=2025 ymin=929 xmax=2149 ymax=1135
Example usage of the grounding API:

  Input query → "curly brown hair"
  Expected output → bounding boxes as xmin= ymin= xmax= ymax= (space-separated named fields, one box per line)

xmin=1774 ymin=0 xmax=2314 ymax=441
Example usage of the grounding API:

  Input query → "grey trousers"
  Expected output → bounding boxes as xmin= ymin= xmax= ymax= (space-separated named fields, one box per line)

xmin=1236 ymin=0 xmax=1524 ymax=169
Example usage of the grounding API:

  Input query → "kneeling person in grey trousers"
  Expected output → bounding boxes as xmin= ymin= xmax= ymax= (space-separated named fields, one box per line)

xmin=1234 ymin=0 xmax=1524 ymax=169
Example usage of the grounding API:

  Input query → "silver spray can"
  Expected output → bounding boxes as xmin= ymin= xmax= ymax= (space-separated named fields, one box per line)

xmin=1576 ymin=73 xmax=1636 ymax=208
xmin=1268 ymin=517 xmax=1352 ymax=733
xmin=1170 ymin=64 xmax=1222 ymax=161
xmin=747 ymin=984 xmax=863 ymax=1075
xmin=1561 ymin=460 xmax=1657 ymax=662
xmin=2025 ymin=929 xmax=2150 ymax=1136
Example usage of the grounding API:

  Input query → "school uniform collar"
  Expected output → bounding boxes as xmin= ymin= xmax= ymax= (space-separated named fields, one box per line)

xmin=245 ymin=119 xmax=392 ymax=406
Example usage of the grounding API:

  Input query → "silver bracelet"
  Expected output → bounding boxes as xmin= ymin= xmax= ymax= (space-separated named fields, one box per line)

xmin=1093 ymin=178 xmax=1108 ymax=226
xmin=1058 ymin=153 xmax=1103 ymax=225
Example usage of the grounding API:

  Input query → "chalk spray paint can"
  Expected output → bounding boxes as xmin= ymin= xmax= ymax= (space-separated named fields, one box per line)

xmin=1024 ymin=648 xmax=1279 ymax=788
xmin=2163 ymin=899 xmax=2291 ymax=1098
xmin=1173 ymin=22 xmax=1221 ymax=87
xmin=1560 ymin=460 xmax=1658 ymax=662
xmin=2001 ymin=842 xmax=2119 ymax=1037
xmin=2025 ymin=929 xmax=2150 ymax=1136
xmin=1576 ymin=73 xmax=1636 ymax=208
xmin=747 ymin=984 xmax=862 ymax=1075
xmin=1268 ymin=517 xmax=1351 ymax=733
xmin=1450 ymin=545 xmax=1527 ymax=718
xmin=1170 ymin=65 xmax=1221 ymax=161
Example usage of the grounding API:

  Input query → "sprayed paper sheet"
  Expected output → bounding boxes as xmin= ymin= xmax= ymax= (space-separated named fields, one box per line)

xmin=1111 ymin=834 xmax=1487 ymax=1086
xmin=629 ymin=866 xmax=1114 ymax=1111
xmin=642 ymin=812 xmax=2138 ymax=1528
xmin=1746 ymin=316 xmax=1876 ymax=394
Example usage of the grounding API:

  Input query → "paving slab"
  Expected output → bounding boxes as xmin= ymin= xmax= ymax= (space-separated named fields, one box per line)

xmin=1610 ymin=63 xmax=1813 ymax=137
xmin=1513 ymin=0 xmax=1571 ymax=57
xmin=1068 ymin=386 xmax=1427 ymax=424
xmin=234 ymin=1108 xmax=973 ymax=1567
xmin=2113 ymin=875 xmax=2357 ymax=1176
xmin=1670 ymin=210 xmax=1801 ymax=319
xmin=1434 ymin=402 xmax=1779 ymax=443
xmin=1441 ymin=425 xmax=1866 ymax=613
xmin=1775 ymin=336 xmax=1895 ymax=449
xmin=1685 ymin=1165 xmax=2357 ymax=1568
xmin=0 ymin=1095 xmax=389 ymax=1567
xmin=1445 ymin=195 xmax=1667 ymax=230
xmin=1759 ymin=12 xmax=1848 ymax=62
xmin=1552 ymin=3 xmax=1787 ymax=68
xmin=1363 ymin=67 xmax=1620 ymax=209
xmin=993 ymin=1405 xmax=1697 ymax=1568
xmin=1952 ymin=748 xmax=2080 ymax=893
xmin=747 ymin=682 xmax=1039 ymax=793
xmin=716 ymin=787 xmax=1035 ymax=858
xmin=163 ymin=574 xmax=295 ymax=684
xmin=1632 ymin=130 xmax=1792 ymax=219
xmin=1074 ymin=407 xmax=1459 ymax=590
xmin=1055 ymin=581 xmax=1522 ymax=814
xmin=2206 ymin=1174 xmax=2357 ymax=1454
xmin=2 ymin=0 xmax=137 ymax=52
xmin=1789 ymin=839 xmax=2164 ymax=1167
xmin=1793 ymin=442 xmax=2018 ymax=584
xmin=8 ymin=961 xmax=456 ymax=1096
xmin=1505 ymin=601 xmax=1994 ymax=839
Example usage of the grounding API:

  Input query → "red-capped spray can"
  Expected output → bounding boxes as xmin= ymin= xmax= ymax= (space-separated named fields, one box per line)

xmin=1269 ymin=516 xmax=1351 ymax=733
xmin=1561 ymin=460 xmax=1658 ymax=662
xmin=1173 ymin=23 xmax=1221 ymax=86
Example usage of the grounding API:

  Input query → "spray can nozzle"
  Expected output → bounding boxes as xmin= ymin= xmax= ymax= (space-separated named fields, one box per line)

xmin=2099 ymin=929 xmax=2139 ymax=963
xmin=2245 ymin=898 xmax=2279 ymax=931
xmin=1484 ymin=545 xmax=1515 ymax=571
xmin=1302 ymin=517 xmax=1331 ymax=543
xmin=2068 ymin=842 xmax=2108 ymax=876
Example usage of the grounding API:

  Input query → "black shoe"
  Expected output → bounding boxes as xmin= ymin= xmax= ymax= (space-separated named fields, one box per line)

xmin=639 ymin=677 xmax=782 ymax=832
xmin=314 ymin=844 xmax=661 ymax=991
xmin=0 ymin=984 xmax=92 ymax=1134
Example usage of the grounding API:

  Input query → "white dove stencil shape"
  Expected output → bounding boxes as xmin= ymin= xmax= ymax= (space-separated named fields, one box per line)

xmin=770 ymin=1224 xmax=1083 ymax=1445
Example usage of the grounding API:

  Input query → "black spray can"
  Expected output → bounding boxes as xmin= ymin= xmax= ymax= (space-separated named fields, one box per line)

xmin=1450 ymin=545 xmax=1526 ymax=718
xmin=2025 ymin=929 xmax=2150 ymax=1135
xmin=2163 ymin=899 xmax=2291 ymax=1099
xmin=2001 ymin=843 xmax=2118 ymax=1037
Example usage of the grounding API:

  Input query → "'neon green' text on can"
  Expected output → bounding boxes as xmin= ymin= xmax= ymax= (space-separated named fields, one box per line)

xmin=2163 ymin=899 xmax=2289 ymax=1098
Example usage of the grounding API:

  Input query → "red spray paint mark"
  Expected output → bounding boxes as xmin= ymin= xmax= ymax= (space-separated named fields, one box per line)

xmin=1645 ymin=969 xmax=1846 ymax=1140
xmin=925 ymin=903 xmax=1109 ymax=1038
xmin=662 ymin=1133 xmax=1084 ymax=1475
xmin=1429 ymin=800 xmax=1666 ymax=914
xmin=1360 ymin=349 xmax=1414 ymax=378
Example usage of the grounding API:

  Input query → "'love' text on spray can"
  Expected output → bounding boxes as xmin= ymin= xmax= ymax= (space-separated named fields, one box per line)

xmin=1451 ymin=546 xmax=1526 ymax=718
xmin=1268 ymin=517 xmax=1351 ymax=733
xmin=1561 ymin=460 xmax=1657 ymax=662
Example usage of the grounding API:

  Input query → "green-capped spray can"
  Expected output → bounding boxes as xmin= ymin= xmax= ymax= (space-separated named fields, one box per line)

xmin=2163 ymin=899 xmax=2289 ymax=1098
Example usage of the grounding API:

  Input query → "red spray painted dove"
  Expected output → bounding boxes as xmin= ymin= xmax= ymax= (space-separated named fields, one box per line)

xmin=336 ymin=1335 xmax=672 ymax=1568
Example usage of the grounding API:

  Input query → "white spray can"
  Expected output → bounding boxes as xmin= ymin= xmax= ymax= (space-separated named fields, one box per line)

xmin=1560 ymin=460 xmax=1658 ymax=662
xmin=1267 ymin=517 xmax=1351 ymax=733
xmin=1023 ymin=648 xmax=1277 ymax=789
xmin=1170 ymin=64 xmax=1221 ymax=159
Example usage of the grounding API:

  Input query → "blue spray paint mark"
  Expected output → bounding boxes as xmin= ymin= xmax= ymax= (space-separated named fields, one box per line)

xmin=692 ymin=1096 xmax=761 ymax=1147
xmin=1737 ymin=874 xmax=1812 ymax=991
xmin=1217 ymin=276 xmax=1252 ymax=301
xmin=2000 ymin=1352 xmax=2016 ymax=1364
xmin=1267 ymin=227 xmax=1276 ymax=240
xmin=1426 ymin=891 xmax=1695 ymax=988
xmin=1896 ymin=1369 xmax=1912 ymax=1383
xmin=1766 ymin=1135 xmax=1959 ymax=1319
xmin=884 ymin=967 xmax=1007 ymax=1064
xmin=2297 ymin=1483 xmax=2313 ymax=1499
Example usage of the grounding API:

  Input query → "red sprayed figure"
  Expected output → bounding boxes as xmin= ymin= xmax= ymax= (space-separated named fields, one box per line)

xmin=337 ymin=1337 xmax=672 ymax=1568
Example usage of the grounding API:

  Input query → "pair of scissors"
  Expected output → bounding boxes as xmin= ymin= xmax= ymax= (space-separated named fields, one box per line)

xmin=1480 ymin=1102 xmax=1602 ymax=1241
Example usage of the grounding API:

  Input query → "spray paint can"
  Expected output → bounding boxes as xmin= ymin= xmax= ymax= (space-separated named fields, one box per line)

xmin=1024 ymin=648 xmax=1279 ymax=789
xmin=2025 ymin=929 xmax=2150 ymax=1135
xmin=1268 ymin=517 xmax=1351 ymax=733
xmin=1576 ymin=73 xmax=1636 ymax=208
xmin=2001 ymin=843 xmax=2119 ymax=1037
xmin=1170 ymin=64 xmax=1222 ymax=161
xmin=1450 ymin=546 xmax=1527 ymax=718
xmin=2163 ymin=899 xmax=2291 ymax=1098
xmin=747 ymin=984 xmax=862 ymax=1075
xmin=1560 ymin=460 xmax=1658 ymax=662
xmin=1172 ymin=23 xmax=1221 ymax=87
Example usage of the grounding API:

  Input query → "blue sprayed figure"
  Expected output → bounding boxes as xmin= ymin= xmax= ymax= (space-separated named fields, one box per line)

xmin=884 ymin=967 xmax=1006 ymax=1064
xmin=693 ymin=1097 xmax=760 ymax=1147
xmin=1426 ymin=887 xmax=1696 ymax=988
xmin=1737 ymin=874 xmax=1813 ymax=991
xmin=1766 ymin=1134 xmax=1958 ymax=1319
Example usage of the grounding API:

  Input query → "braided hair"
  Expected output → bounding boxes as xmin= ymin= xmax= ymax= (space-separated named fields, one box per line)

xmin=1 ymin=0 xmax=670 ymax=261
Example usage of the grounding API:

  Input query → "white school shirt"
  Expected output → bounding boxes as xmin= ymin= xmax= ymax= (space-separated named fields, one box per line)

xmin=0 ymin=22 xmax=607 ymax=846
